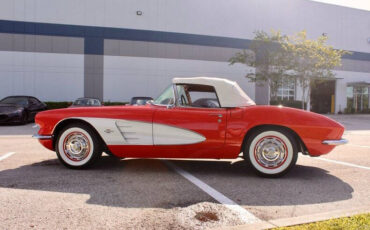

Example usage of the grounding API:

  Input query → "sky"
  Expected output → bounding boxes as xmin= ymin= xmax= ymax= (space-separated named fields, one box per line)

xmin=311 ymin=0 xmax=370 ymax=11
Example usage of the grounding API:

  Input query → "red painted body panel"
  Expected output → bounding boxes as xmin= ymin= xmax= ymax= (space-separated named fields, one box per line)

xmin=152 ymin=106 xmax=227 ymax=158
xmin=36 ymin=105 xmax=154 ymax=135
xmin=223 ymin=106 xmax=343 ymax=157
xmin=99 ymin=105 xmax=228 ymax=158
xmin=39 ymin=139 xmax=53 ymax=151
xmin=35 ymin=104 xmax=344 ymax=159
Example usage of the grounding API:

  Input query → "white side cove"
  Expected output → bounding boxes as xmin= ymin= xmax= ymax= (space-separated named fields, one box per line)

xmin=77 ymin=117 xmax=139 ymax=145
xmin=73 ymin=117 xmax=205 ymax=145
xmin=153 ymin=123 xmax=205 ymax=145
xmin=116 ymin=120 xmax=153 ymax=145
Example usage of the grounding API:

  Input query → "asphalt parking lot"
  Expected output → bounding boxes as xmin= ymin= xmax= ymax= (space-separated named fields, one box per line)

xmin=0 ymin=115 xmax=369 ymax=229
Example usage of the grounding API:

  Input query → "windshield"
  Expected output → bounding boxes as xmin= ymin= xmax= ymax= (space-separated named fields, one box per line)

xmin=0 ymin=97 xmax=29 ymax=106
xmin=153 ymin=85 xmax=175 ymax=105
xmin=73 ymin=99 xmax=101 ymax=106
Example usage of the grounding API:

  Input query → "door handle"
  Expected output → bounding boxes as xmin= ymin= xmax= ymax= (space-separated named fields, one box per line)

xmin=209 ymin=114 xmax=223 ymax=118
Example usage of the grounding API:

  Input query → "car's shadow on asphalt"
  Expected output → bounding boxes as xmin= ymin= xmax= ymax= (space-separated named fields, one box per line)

xmin=0 ymin=156 xmax=353 ymax=208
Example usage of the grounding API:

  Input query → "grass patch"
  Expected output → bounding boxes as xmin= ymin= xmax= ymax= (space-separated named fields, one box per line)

xmin=275 ymin=213 xmax=370 ymax=230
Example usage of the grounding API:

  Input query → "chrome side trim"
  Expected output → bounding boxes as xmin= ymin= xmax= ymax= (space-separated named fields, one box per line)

xmin=32 ymin=134 xmax=53 ymax=139
xmin=322 ymin=139 xmax=348 ymax=145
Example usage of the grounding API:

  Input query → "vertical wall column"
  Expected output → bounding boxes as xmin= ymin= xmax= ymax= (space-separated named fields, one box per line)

xmin=253 ymin=47 xmax=270 ymax=105
xmin=84 ymin=38 xmax=104 ymax=101
xmin=254 ymin=67 xmax=270 ymax=105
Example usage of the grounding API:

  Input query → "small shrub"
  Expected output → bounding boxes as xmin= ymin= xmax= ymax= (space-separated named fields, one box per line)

xmin=360 ymin=108 xmax=370 ymax=114
xmin=103 ymin=101 xmax=128 ymax=106
xmin=343 ymin=107 xmax=370 ymax=114
xmin=44 ymin=101 xmax=72 ymax=110
xmin=270 ymin=100 xmax=306 ymax=109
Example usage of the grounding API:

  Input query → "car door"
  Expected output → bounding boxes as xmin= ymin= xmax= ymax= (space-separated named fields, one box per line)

xmin=152 ymin=84 xmax=227 ymax=158
xmin=28 ymin=98 xmax=38 ymax=120
xmin=28 ymin=98 xmax=45 ymax=120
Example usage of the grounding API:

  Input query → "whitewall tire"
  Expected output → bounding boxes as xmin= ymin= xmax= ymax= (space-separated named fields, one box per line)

xmin=56 ymin=123 xmax=102 ymax=169
xmin=245 ymin=128 xmax=298 ymax=177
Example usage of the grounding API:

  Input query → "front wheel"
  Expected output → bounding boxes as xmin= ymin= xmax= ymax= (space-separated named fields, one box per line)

xmin=56 ymin=123 xmax=102 ymax=169
xmin=20 ymin=112 xmax=28 ymax=125
xmin=244 ymin=128 xmax=298 ymax=178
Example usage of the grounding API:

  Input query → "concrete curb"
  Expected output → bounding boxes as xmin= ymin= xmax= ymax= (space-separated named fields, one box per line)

xmin=217 ymin=206 xmax=370 ymax=230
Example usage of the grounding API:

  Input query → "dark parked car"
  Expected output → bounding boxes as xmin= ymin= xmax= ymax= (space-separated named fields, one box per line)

xmin=69 ymin=98 xmax=102 ymax=107
xmin=0 ymin=96 xmax=47 ymax=124
xmin=130 ymin=97 xmax=153 ymax=105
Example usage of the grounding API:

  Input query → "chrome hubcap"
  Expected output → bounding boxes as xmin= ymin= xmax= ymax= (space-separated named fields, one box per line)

xmin=63 ymin=133 xmax=90 ymax=161
xmin=255 ymin=136 xmax=287 ymax=168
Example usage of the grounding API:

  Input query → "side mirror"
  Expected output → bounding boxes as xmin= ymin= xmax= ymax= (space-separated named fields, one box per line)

xmin=166 ymin=103 xmax=175 ymax=109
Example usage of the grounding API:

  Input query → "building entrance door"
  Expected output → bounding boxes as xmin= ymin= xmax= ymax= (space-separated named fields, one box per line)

xmin=310 ymin=79 xmax=336 ymax=114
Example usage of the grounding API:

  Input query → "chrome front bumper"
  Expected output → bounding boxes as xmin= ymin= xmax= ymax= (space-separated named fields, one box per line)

xmin=322 ymin=139 xmax=348 ymax=145
xmin=32 ymin=134 xmax=53 ymax=139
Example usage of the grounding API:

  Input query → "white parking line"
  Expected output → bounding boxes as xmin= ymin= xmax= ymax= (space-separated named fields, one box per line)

xmin=0 ymin=152 xmax=16 ymax=161
xmin=163 ymin=160 xmax=260 ymax=224
xmin=303 ymin=155 xmax=370 ymax=170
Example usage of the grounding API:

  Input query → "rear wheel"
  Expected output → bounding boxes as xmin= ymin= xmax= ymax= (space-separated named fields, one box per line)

xmin=244 ymin=128 xmax=298 ymax=178
xmin=56 ymin=123 xmax=102 ymax=169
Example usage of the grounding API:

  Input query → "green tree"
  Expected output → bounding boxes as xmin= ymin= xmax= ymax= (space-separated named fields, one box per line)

xmin=230 ymin=30 xmax=350 ymax=110
xmin=282 ymin=30 xmax=350 ymax=110
xmin=229 ymin=30 xmax=291 ymax=103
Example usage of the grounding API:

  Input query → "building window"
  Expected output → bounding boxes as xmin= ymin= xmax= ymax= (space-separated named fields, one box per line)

xmin=276 ymin=77 xmax=295 ymax=100
xmin=347 ymin=85 xmax=370 ymax=112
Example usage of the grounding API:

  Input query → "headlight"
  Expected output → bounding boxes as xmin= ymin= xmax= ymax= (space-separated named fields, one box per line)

xmin=6 ymin=108 xmax=23 ymax=114
xmin=15 ymin=108 xmax=24 ymax=113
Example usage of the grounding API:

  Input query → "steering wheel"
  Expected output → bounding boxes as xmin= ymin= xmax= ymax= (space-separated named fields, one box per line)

xmin=207 ymin=100 xmax=218 ymax=108
xmin=181 ymin=95 xmax=187 ymax=106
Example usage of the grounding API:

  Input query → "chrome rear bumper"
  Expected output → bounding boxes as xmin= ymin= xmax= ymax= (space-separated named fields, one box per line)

xmin=322 ymin=139 xmax=348 ymax=145
xmin=32 ymin=134 xmax=53 ymax=139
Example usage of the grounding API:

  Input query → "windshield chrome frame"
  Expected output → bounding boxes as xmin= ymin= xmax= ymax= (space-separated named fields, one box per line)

xmin=152 ymin=84 xmax=177 ymax=107
xmin=152 ymin=83 xmax=224 ymax=110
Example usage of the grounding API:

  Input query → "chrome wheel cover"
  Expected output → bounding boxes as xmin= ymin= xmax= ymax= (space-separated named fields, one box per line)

xmin=63 ymin=132 xmax=90 ymax=161
xmin=254 ymin=136 xmax=287 ymax=169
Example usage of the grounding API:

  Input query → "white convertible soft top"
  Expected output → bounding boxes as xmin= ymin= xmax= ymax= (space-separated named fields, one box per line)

xmin=172 ymin=77 xmax=256 ymax=108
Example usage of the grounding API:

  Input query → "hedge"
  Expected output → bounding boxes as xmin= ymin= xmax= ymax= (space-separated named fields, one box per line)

xmin=44 ymin=101 xmax=72 ymax=110
xmin=344 ymin=107 xmax=370 ymax=114
xmin=270 ymin=100 xmax=306 ymax=109
xmin=44 ymin=101 xmax=128 ymax=110
xmin=103 ymin=101 xmax=128 ymax=106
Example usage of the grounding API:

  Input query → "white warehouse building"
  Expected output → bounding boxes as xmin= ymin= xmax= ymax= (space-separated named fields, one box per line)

xmin=0 ymin=0 xmax=369 ymax=114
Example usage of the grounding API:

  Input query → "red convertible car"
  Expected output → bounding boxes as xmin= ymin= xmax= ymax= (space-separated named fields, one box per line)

xmin=34 ymin=77 xmax=347 ymax=177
